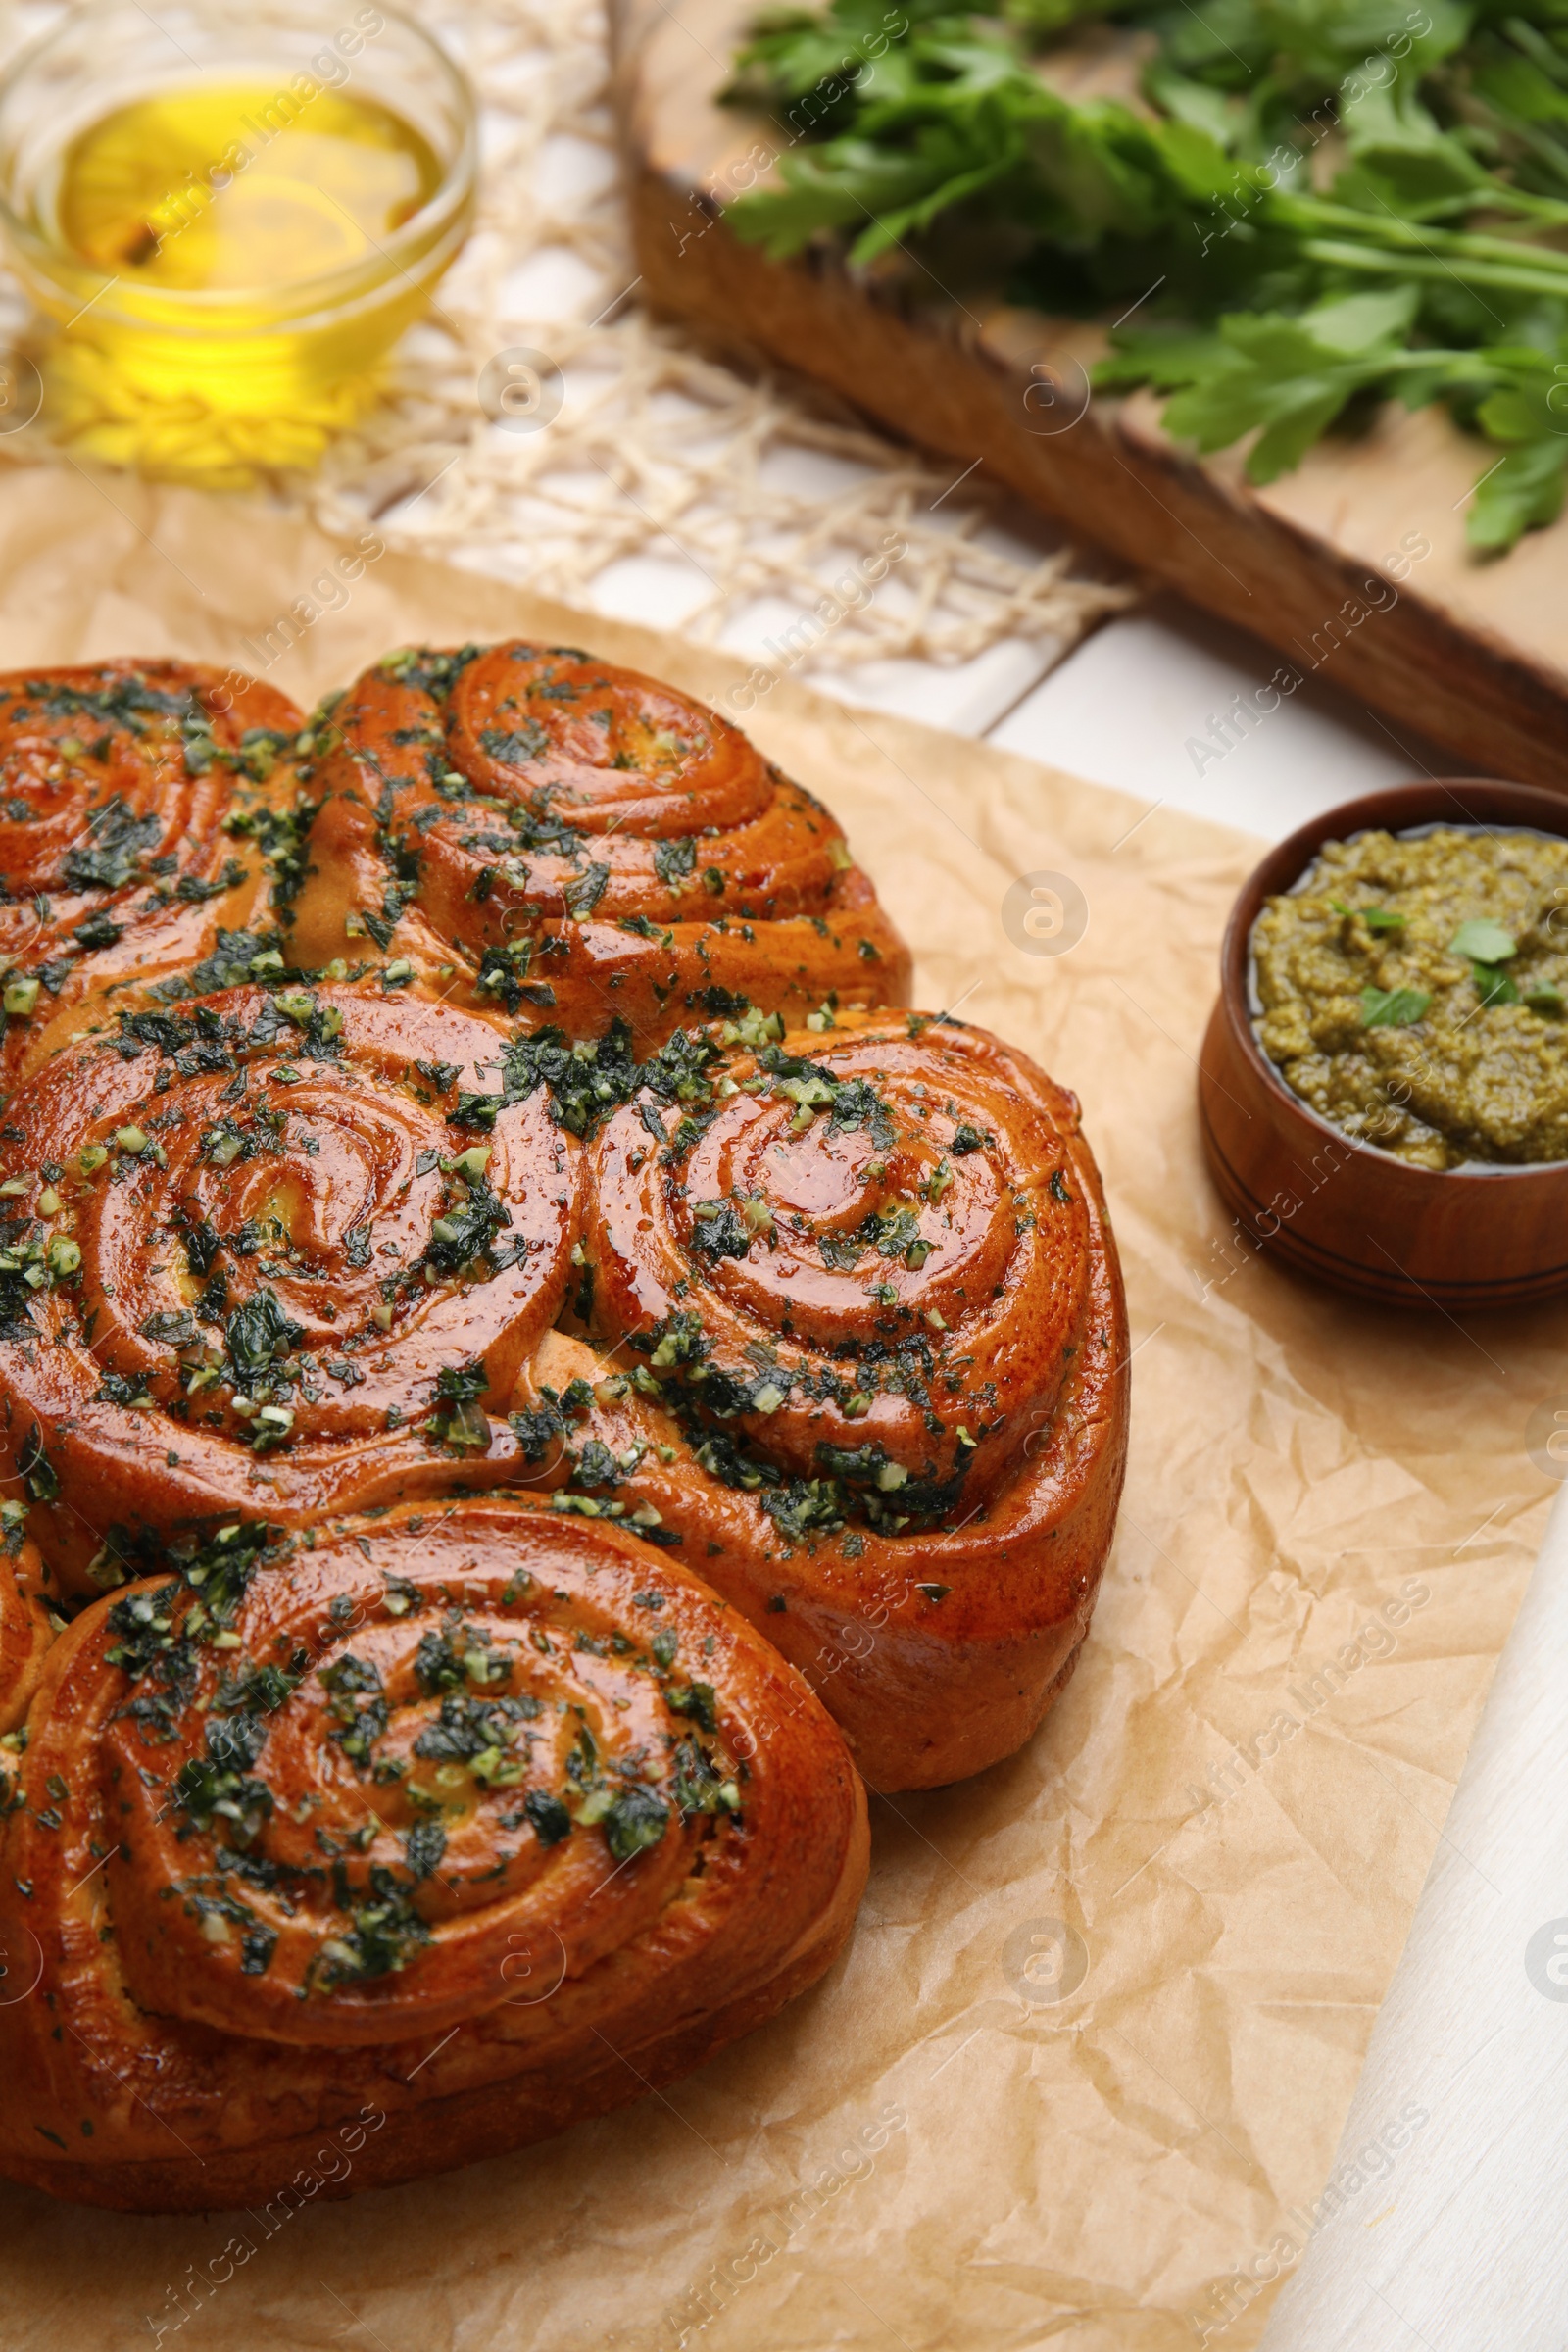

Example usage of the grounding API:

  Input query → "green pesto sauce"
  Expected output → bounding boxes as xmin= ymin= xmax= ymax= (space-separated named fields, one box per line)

xmin=1252 ymin=826 xmax=1568 ymax=1169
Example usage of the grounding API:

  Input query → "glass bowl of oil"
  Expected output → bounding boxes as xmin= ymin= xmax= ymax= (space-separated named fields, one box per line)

xmin=0 ymin=0 xmax=476 ymax=486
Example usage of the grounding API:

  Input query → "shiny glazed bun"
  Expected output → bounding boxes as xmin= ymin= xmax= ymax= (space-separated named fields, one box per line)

xmin=0 ymin=1501 xmax=867 ymax=2211
xmin=0 ymin=632 xmax=1129 ymax=2218
xmin=0 ymin=662 xmax=306 ymax=1090
xmin=509 ymin=1008 xmax=1129 ymax=1788
xmin=0 ymin=987 xmax=580 ymax=1593
xmin=285 ymin=642 xmax=910 ymax=1049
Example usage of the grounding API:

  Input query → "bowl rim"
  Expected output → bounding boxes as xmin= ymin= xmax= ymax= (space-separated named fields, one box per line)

xmin=1220 ymin=774 xmax=1568 ymax=1187
xmin=0 ymin=0 xmax=477 ymax=322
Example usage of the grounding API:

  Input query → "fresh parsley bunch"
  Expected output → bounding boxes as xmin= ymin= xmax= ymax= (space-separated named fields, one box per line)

xmin=726 ymin=0 xmax=1568 ymax=548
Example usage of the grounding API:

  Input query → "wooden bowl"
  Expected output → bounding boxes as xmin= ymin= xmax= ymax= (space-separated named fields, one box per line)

xmin=1198 ymin=778 xmax=1568 ymax=1311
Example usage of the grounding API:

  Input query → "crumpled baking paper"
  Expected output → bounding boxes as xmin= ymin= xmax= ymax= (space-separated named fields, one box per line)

xmin=0 ymin=467 xmax=1559 ymax=2352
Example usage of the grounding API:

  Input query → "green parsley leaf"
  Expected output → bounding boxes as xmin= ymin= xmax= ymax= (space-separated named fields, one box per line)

xmin=1448 ymin=918 xmax=1516 ymax=963
xmin=722 ymin=0 xmax=1568 ymax=552
xmin=1361 ymin=985 xmax=1431 ymax=1029
xmin=1332 ymin=900 xmax=1405 ymax=932
xmin=1470 ymin=962 xmax=1520 ymax=1007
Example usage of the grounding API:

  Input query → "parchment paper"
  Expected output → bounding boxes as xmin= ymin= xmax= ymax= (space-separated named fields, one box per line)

xmin=0 ymin=468 xmax=1560 ymax=2352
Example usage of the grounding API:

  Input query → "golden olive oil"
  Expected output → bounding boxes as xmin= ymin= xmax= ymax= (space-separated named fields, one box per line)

xmin=29 ymin=79 xmax=453 ymax=484
xmin=58 ymin=83 xmax=438 ymax=286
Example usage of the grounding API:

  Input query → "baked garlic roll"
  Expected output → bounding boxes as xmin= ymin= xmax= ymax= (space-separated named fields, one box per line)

xmin=0 ymin=662 xmax=306 ymax=1090
xmin=512 ymin=1009 xmax=1129 ymax=1788
xmin=0 ymin=1502 xmax=868 ymax=2212
xmin=0 ymin=989 xmax=580 ymax=1593
xmin=284 ymin=642 xmax=910 ymax=1049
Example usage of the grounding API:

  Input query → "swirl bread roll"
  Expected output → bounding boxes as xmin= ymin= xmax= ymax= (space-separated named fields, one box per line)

xmin=503 ymin=1008 xmax=1129 ymax=1788
xmin=0 ymin=987 xmax=581 ymax=1594
xmin=285 ymin=642 xmax=910 ymax=1048
xmin=0 ymin=1502 xmax=868 ymax=2212
xmin=0 ymin=663 xmax=306 ymax=1091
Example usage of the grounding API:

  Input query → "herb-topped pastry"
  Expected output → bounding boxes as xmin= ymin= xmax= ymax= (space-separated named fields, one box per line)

xmin=0 ymin=988 xmax=581 ymax=1593
xmin=0 ymin=1501 xmax=867 ymax=2211
xmin=284 ymin=641 xmax=910 ymax=1050
xmin=0 ymin=634 xmax=1128 ymax=2215
xmin=500 ymin=1008 xmax=1130 ymax=1788
xmin=0 ymin=662 xmax=307 ymax=1092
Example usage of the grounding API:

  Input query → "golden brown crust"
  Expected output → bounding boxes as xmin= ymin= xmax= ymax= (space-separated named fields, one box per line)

xmin=0 ymin=1502 xmax=868 ymax=2211
xmin=0 ymin=1533 xmax=55 ymax=1736
xmin=582 ymin=1011 xmax=1095 ymax=1501
xmin=0 ymin=662 xmax=306 ymax=1092
xmin=0 ymin=993 xmax=1125 ymax=1773
xmin=283 ymin=642 xmax=911 ymax=1049
xmin=0 ymin=987 xmax=580 ymax=1594
xmin=512 ymin=1009 xmax=1130 ymax=1788
xmin=0 ymin=641 xmax=1129 ymax=2213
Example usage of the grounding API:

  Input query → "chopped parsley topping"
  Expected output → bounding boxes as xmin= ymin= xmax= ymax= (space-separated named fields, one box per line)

xmin=59 ymin=797 xmax=163 ymax=892
xmin=525 ymin=1789 xmax=572 ymax=1846
xmin=425 ymin=1360 xmax=492 ymax=1451
xmin=314 ymin=1871 xmax=430 ymax=1985
xmin=602 ymin=1785 xmax=669 ymax=1863
xmin=480 ymin=720 xmax=550 ymax=764
xmin=454 ymin=1018 xmax=722 ymax=1140
xmin=223 ymin=1286 xmax=303 ymax=1390
xmin=420 ymin=1178 xmax=512 ymax=1278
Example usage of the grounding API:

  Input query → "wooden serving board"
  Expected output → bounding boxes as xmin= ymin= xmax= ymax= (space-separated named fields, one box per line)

xmin=611 ymin=0 xmax=1568 ymax=793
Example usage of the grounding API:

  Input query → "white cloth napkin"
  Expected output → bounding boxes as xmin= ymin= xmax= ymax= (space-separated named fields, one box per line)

xmin=1259 ymin=1483 xmax=1568 ymax=2350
